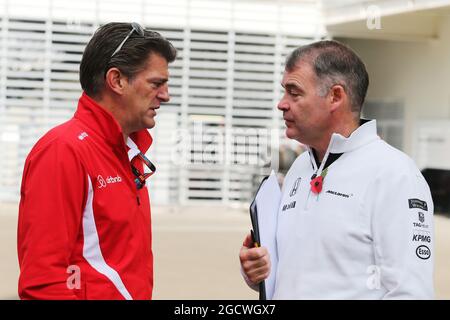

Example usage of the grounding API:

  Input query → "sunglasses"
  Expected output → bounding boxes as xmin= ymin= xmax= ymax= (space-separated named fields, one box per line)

xmin=131 ymin=152 xmax=156 ymax=190
xmin=111 ymin=22 xmax=145 ymax=58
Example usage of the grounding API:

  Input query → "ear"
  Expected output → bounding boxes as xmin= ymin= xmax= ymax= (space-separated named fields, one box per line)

xmin=104 ymin=67 xmax=128 ymax=95
xmin=329 ymin=84 xmax=346 ymax=113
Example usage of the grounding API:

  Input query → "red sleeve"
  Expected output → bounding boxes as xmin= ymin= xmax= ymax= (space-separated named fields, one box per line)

xmin=17 ymin=138 xmax=87 ymax=299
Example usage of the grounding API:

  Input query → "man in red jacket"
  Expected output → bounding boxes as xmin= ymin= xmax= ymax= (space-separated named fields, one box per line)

xmin=17 ymin=22 xmax=176 ymax=299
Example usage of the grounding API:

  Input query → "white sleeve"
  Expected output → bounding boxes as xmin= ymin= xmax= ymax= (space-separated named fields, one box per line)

xmin=367 ymin=162 xmax=434 ymax=299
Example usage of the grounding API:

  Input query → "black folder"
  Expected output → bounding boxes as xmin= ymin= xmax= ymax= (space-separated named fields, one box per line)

xmin=249 ymin=175 xmax=269 ymax=300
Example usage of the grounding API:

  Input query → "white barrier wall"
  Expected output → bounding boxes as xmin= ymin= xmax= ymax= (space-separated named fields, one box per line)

xmin=0 ymin=0 xmax=324 ymax=204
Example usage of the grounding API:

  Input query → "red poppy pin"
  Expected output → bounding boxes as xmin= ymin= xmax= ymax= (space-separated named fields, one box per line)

xmin=310 ymin=168 xmax=328 ymax=194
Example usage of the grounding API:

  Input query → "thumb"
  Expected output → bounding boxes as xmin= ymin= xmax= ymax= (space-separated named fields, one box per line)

xmin=242 ymin=232 xmax=254 ymax=248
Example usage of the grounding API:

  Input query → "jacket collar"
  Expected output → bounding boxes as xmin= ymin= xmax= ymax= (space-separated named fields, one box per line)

xmin=327 ymin=119 xmax=378 ymax=154
xmin=307 ymin=119 xmax=379 ymax=172
xmin=74 ymin=92 xmax=153 ymax=155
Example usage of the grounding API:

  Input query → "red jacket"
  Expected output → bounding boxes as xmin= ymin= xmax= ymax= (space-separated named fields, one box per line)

xmin=18 ymin=93 xmax=154 ymax=299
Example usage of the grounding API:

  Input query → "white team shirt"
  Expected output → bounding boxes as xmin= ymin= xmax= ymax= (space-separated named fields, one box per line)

xmin=272 ymin=120 xmax=434 ymax=299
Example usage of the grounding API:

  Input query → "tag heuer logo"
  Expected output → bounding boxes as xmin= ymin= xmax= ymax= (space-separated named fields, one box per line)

xmin=289 ymin=178 xmax=301 ymax=197
xmin=418 ymin=212 xmax=425 ymax=223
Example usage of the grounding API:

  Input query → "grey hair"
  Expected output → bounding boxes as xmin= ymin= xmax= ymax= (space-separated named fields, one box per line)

xmin=285 ymin=40 xmax=369 ymax=114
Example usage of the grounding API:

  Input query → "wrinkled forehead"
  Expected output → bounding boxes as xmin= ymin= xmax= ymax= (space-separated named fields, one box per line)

xmin=282 ymin=61 xmax=318 ymax=86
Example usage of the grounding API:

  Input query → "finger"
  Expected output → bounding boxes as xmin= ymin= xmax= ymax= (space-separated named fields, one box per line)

xmin=252 ymin=271 xmax=271 ymax=284
xmin=239 ymin=247 xmax=261 ymax=264
xmin=241 ymin=255 xmax=269 ymax=271
xmin=247 ymin=265 xmax=271 ymax=284
xmin=242 ymin=232 xmax=253 ymax=248
xmin=244 ymin=247 xmax=269 ymax=261
xmin=239 ymin=245 xmax=253 ymax=265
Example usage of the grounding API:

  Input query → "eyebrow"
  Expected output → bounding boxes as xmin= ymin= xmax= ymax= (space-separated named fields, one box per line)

xmin=283 ymin=82 xmax=304 ymax=93
xmin=147 ymin=76 xmax=169 ymax=83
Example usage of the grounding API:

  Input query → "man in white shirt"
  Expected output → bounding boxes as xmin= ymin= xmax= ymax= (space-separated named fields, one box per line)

xmin=239 ymin=40 xmax=434 ymax=299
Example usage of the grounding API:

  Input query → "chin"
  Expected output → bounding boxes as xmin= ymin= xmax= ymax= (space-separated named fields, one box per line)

xmin=144 ymin=118 xmax=156 ymax=129
xmin=285 ymin=128 xmax=296 ymax=139
xmin=285 ymin=129 xmax=302 ymax=143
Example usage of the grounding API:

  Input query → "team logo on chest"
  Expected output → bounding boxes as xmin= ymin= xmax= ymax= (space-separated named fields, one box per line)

xmin=289 ymin=178 xmax=301 ymax=197
xmin=97 ymin=175 xmax=107 ymax=188
xmin=96 ymin=174 xmax=122 ymax=189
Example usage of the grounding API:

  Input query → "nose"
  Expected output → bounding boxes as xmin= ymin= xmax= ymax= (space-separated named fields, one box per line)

xmin=277 ymin=95 xmax=289 ymax=111
xmin=157 ymin=83 xmax=170 ymax=103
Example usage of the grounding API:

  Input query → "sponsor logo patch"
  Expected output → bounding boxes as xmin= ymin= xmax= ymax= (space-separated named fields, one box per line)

xmin=282 ymin=201 xmax=296 ymax=212
xmin=413 ymin=222 xmax=429 ymax=229
xmin=325 ymin=190 xmax=352 ymax=198
xmin=289 ymin=178 xmax=301 ymax=197
xmin=97 ymin=175 xmax=107 ymax=188
xmin=412 ymin=234 xmax=431 ymax=243
xmin=78 ymin=132 xmax=88 ymax=140
xmin=97 ymin=174 xmax=122 ymax=189
xmin=416 ymin=245 xmax=431 ymax=260
xmin=409 ymin=198 xmax=428 ymax=211
xmin=418 ymin=212 xmax=425 ymax=223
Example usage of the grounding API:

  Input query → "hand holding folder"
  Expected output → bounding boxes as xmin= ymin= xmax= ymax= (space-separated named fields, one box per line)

xmin=249 ymin=171 xmax=282 ymax=300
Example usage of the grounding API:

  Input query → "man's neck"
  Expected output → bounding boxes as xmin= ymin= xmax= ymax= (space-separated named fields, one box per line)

xmin=92 ymin=93 xmax=130 ymax=144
